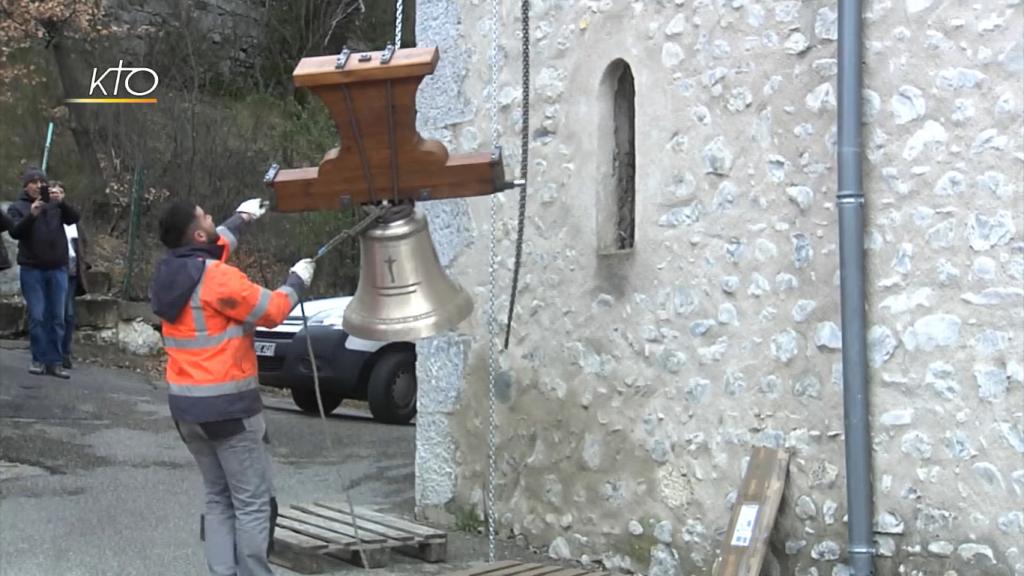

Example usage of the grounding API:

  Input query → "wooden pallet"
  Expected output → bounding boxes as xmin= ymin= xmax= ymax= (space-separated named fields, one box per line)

xmin=448 ymin=561 xmax=612 ymax=576
xmin=270 ymin=501 xmax=447 ymax=573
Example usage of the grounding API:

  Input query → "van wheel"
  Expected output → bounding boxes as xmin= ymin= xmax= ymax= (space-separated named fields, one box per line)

xmin=367 ymin=351 xmax=417 ymax=425
xmin=291 ymin=387 xmax=343 ymax=415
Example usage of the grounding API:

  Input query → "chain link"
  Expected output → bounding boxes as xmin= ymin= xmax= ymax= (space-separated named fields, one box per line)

xmin=485 ymin=0 xmax=502 ymax=563
xmin=502 ymin=0 xmax=529 ymax=350
xmin=394 ymin=0 xmax=404 ymax=47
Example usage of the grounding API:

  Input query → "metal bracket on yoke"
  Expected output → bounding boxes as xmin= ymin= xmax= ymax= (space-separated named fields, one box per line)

xmin=380 ymin=44 xmax=396 ymax=65
xmin=263 ymin=163 xmax=280 ymax=185
xmin=335 ymin=47 xmax=352 ymax=70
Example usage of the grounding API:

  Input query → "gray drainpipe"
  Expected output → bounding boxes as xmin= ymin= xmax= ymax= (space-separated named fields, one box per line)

xmin=837 ymin=0 xmax=875 ymax=574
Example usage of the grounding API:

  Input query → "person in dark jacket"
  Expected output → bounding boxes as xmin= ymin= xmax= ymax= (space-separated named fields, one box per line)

xmin=50 ymin=181 xmax=90 ymax=369
xmin=0 ymin=208 xmax=13 ymax=272
xmin=6 ymin=167 xmax=80 ymax=378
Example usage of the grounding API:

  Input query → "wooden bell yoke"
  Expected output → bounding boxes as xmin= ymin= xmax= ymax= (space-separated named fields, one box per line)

xmin=266 ymin=46 xmax=509 ymax=212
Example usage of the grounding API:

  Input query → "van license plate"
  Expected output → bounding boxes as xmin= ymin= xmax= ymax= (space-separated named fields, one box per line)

xmin=255 ymin=342 xmax=276 ymax=357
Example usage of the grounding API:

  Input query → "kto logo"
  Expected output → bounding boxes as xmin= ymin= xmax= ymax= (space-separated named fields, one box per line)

xmin=65 ymin=61 xmax=159 ymax=104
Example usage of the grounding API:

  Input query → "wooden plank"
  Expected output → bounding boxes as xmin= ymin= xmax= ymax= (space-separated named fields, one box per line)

xmin=316 ymin=501 xmax=446 ymax=539
xmin=446 ymin=560 xmax=524 ymax=576
xmin=294 ymin=503 xmax=417 ymax=543
xmin=712 ymin=447 xmax=791 ymax=576
xmin=446 ymin=562 xmax=610 ymax=576
xmin=280 ymin=509 xmax=389 ymax=546
xmin=396 ymin=540 xmax=448 ymax=563
xmin=292 ymin=47 xmax=439 ymax=87
xmin=271 ymin=528 xmax=348 ymax=574
xmin=276 ymin=517 xmax=358 ymax=548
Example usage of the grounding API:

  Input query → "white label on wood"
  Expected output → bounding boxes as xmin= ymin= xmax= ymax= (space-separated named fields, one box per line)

xmin=730 ymin=503 xmax=760 ymax=547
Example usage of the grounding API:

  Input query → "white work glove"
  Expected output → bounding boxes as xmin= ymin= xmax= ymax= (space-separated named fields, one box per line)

xmin=290 ymin=258 xmax=316 ymax=288
xmin=236 ymin=198 xmax=269 ymax=221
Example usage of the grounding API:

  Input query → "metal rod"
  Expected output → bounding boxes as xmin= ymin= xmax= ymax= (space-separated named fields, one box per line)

xmin=838 ymin=0 xmax=874 ymax=573
xmin=41 ymin=122 xmax=55 ymax=172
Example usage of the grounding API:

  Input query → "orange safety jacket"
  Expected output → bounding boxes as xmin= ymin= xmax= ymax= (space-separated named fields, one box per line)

xmin=150 ymin=218 xmax=305 ymax=423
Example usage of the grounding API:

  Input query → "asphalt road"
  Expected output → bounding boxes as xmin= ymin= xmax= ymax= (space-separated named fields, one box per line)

xmin=0 ymin=346 xmax=423 ymax=576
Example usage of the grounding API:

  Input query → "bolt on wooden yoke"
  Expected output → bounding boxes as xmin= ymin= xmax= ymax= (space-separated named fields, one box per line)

xmin=265 ymin=46 xmax=510 ymax=212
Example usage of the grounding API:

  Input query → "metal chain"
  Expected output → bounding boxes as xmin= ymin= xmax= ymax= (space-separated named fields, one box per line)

xmin=394 ymin=0 xmax=404 ymax=47
xmin=485 ymin=0 xmax=502 ymax=563
xmin=502 ymin=0 xmax=530 ymax=350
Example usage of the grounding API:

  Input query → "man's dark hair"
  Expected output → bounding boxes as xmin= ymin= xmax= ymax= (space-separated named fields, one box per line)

xmin=159 ymin=200 xmax=198 ymax=249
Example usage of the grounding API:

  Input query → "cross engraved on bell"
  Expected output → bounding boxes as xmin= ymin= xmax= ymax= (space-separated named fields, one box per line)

xmin=384 ymin=255 xmax=398 ymax=284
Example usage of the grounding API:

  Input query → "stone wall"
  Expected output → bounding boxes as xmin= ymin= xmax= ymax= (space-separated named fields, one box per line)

xmin=414 ymin=0 xmax=1024 ymax=574
xmin=108 ymin=0 xmax=263 ymax=70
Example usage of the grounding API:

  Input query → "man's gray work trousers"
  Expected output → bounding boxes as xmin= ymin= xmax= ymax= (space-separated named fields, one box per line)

xmin=177 ymin=413 xmax=277 ymax=576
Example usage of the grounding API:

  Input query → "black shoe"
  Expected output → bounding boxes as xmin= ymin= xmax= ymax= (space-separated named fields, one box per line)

xmin=62 ymin=358 xmax=73 ymax=370
xmin=28 ymin=362 xmax=44 ymax=375
xmin=46 ymin=365 xmax=71 ymax=379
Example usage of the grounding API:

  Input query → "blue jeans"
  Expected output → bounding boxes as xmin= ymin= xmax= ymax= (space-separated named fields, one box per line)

xmin=64 ymin=275 xmax=77 ymax=361
xmin=20 ymin=266 xmax=68 ymax=365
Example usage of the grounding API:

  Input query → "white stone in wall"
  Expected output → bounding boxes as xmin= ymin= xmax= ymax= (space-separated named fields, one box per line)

xmin=786 ymin=186 xmax=815 ymax=211
xmin=876 ymin=511 xmax=906 ymax=534
xmin=814 ymin=322 xmax=842 ymax=350
xmin=792 ymin=233 xmax=813 ymax=268
xmin=958 ymin=543 xmax=996 ymax=564
xmin=548 ymin=536 xmax=572 ymax=560
xmin=863 ymin=89 xmax=881 ymax=123
xmin=928 ymin=362 xmax=960 ymax=400
xmin=628 ymin=520 xmax=643 ymax=536
xmin=952 ymin=98 xmax=977 ymax=124
xmin=647 ymin=543 xmax=682 ymax=576
xmin=718 ymin=303 xmax=739 ymax=326
xmin=891 ymin=243 xmax=914 ymax=274
xmin=784 ymin=32 xmax=810 ymax=54
xmin=664 ymin=14 xmax=686 ymax=36
xmin=934 ymin=170 xmax=965 ymax=196
xmin=755 ymin=239 xmax=778 ymax=262
xmin=972 ymin=129 xmax=1010 ymax=156
xmin=962 ymin=287 xmax=1024 ymax=306
xmin=815 ymin=7 xmax=838 ymax=40
xmin=902 ymin=314 xmax=961 ymax=351
xmin=771 ymin=330 xmax=799 ymax=363
xmin=823 ymin=499 xmax=838 ymax=524
xmin=975 ymin=365 xmax=1009 ymax=401
xmin=972 ymin=462 xmax=1006 ymax=492
xmin=902 ymin=120 xmax=947 ymax=160
xmin=970 ymin=257 xmax=998 ymax=282
xmin=792 ymin=373 xmax=822 ymax=398
xmin=929 ymin=541 xmax=955 ymax=557
xmin=785 ymin=539 xmax=807 ymax=555
xmin=792 ymin=300 xmax=817 ymax=323
xmin=967 ymin=210 xmax=1016 ymax=251
xmin=880 ymin=408 xmax=914 ymax=427
xmin=811 ymin=540 xmax=841 ymax=561
xmin=795 ymin=495 xmax=817 ymax=520
xmin=868 ymin=323 xmax=901 ymax=362
xmin=936 ymin=68 xmax=988 ymax=90
xmin=936 ymin=259 xmax=960 ymax=284
xmin=661 ymin=42 xmax=685 ymax=67
xmin=702 ymin=137 xmax=734 ymax=175
xmin=773 ymin=1 xmax=800 ymax=23
xmin=901 ymin=431 xmax=933 ymax=459
xmin=806 ymin=83 xmax=837 ymax=113
xmin=879 ymin=288 xmax=934 ymax=314
xmin=892 ymin=85 xmax=927 ymax=124
xmin=906 ymin=0 xmax=936 ymax=14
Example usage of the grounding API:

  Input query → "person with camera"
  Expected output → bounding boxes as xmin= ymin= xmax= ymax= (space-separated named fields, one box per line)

xmin=49 ymin=181 xmax=90 ymax=369
xmin=6 ymin=167 xmax=80 ymax=378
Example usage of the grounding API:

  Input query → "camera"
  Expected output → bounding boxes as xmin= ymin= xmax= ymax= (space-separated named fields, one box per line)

xmin=39 ymin=182 xmax=50 ymax=203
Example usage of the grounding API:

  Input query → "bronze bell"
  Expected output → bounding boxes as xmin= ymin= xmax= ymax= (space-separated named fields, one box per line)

xmin=343 ymin=206 xmax=474 ymax=341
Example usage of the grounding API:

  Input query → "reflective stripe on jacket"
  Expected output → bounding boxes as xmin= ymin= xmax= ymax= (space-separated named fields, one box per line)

xmin=153 ymin=222 xmax=304 ymax=423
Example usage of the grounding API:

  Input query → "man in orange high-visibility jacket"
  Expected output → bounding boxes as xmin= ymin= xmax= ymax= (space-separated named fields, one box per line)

xmin=151 ymin=198 xmax=316 ymax=576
